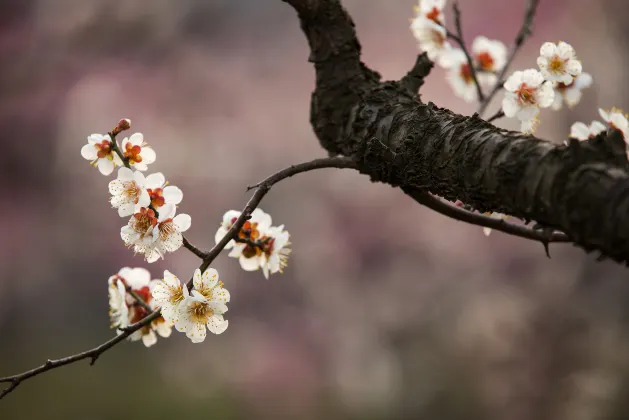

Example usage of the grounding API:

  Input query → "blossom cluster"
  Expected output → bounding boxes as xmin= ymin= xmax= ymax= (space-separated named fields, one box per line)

xmin=411 ymin=0 xmax=508 ymax=103
xmin=108 ymin=267 xmax=172 ymax=347
xmin=215 ymin=208 xmax=291 ymax=279
xmin=410 ymin=1 xmax=594 ymax=135
xmin=108 ymin=267 xmax=229 ymax=346
xmin=81 ymin=122 xmax=190 ymax=262
xmin=502 ymin=41 xmax=587 ymax=133
xmin=569 ymin=108 xmax=629 ymax=158
xmin=82 ymin=120 xmax=293 ymax=346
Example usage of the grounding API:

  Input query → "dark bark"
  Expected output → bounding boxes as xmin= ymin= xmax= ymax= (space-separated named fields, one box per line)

xmin=282 ymin=0 xmax=629 ymax=264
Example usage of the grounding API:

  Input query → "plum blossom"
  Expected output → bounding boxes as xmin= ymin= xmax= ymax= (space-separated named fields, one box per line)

xmin=81 ymin=133 xmax=124 ymax=175
xmin=108 ymin=168 xmax=150 ymax=217
xmin=191 ymin=268 xmax=230 ymax=304
xmin=599 ymin=108 xmax=629 ymax=140
xmin=175 ymin=268 xmax=230 ymax=343
xmin=214 ymin=210 xmax=242 ymax=249
xmin=120 ymin=206 xmax=159 ymax=251
xmin=108 ymin=275 xmax=128 ymax=331
xmin=472 ymin=36 xmax=506 ymax=85
xmin=552 ymin=73 xmax=592 ymax=110
xmin=537 ymin=41 xmax=582 ymax=84
xmin=410 ymin=18 xmax=452 ymax=67
xmin=259 ymin=225 xmax=292 ymax=279
xmin=107 ymin=267 xmax=172 ymax=347
xmin=225 ymin=209 xmax=273 ymax=271
xmin=150 ymin=270 xmax=189 ymax=325
xmin=569 ymin=120 xmax=606 ymax=141
xmin=119 ymin=133 xmax=156 ymax=171
xmin=520 ymin=116 xmax=540 ymax=134
xmin=122 ymin=204 xmax=191 ymax=263
xmin=143 ymin=173 xmax=183 ymax=211
xmin=444 ymin=48 xmax=478 ymax=102
xmin=502 ymin=69 xmax=555 ymax=121
xmin=413 ymin=0 xmax=446 ymax=25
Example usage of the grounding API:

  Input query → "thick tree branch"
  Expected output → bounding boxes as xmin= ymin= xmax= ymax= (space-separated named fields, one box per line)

xmin=0 ymin=156 xmax=358 ymax=400
xmin=283 ymin=0 xmax=629 ymax=264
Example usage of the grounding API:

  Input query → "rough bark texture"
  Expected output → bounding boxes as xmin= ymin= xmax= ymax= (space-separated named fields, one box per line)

xmin=282 ymin=0 xmax=629 ymax=264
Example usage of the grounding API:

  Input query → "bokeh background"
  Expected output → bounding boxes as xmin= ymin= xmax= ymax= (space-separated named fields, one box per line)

xmin=2 ymin=0 xmax=629 ymax=419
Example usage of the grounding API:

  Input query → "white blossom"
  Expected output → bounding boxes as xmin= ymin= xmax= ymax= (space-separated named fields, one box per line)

xmin=108 ymin=168 xmax=150 ymax=217
xmin=214 ymin=210 xmax=243 ymax=249
xmin=150 ymin=270 xmax=189 ymax=325
xmin=259 ymin=225 xmax=292 ymax=279
xmin=502 ymin=69 xmax=555 ymax=121
xmin=569 ymin=120 xmax=606 ymax=141
xmin=192 ymin=268 xmax=230 ymax=304
xmin=175 ymin=269 xmax=230 ymax=343
xmin=143 ymin=172 xmax=183 ymax=211
xmin=107 ymin=267 xmax=172 ymax=347
xmin=520 ymin=116 xmax=540 ymax=134
xmin=119 ymin=133 xmax=156 ymax=171
xmin=599 ymin=108 xmax=629 ymax=140
xmin=472 ymin=36 xmax=507 ymax=86
xmin=80 ymin=133 xmax=124 ymax=176
xmin=444 ymin=48 xmax=477 ymax=102
xmin=120 ymin=206 xmax=159 ymax=251
xmin=413 ymin=0 xmax=446 ymax=25
xmin=226 ymin=209 xmax=273 ymax=272
xmin=410 ymin=18 xmax=452 ymax=67
xmin=552 ymin=73 xmax=592 ymax=110
xmin=122 ymin=204 xmax=191 ymax=263
xmin=108 ymin=275 xmax=128 ymax=332
xmin=537 ymin=41 xmax=582 ymax=84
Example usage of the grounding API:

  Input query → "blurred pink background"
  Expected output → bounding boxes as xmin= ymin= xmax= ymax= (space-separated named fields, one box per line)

xmin=2 ymin=0 xmax=629 ymax=419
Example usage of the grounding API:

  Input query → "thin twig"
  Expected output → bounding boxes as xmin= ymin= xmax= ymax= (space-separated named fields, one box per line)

xmin=478 ymin=0 xmax=540 ymax=116
xmin=487 ymin=109 xmax=505 ymax=123
xmin=0 ymin=156 xmax=358 ymax=400
xmin=404 ymin=188 xmax=571 ymax=245
xmin=444 ymin=1 xmax=484 ymax=102
xmin=182 ymin=237 xmax=206 ymax=259
xmin=0 ymin=310 xmax=161 ymax=399
xmin=125 ymin=287 xmax=153 ymax=313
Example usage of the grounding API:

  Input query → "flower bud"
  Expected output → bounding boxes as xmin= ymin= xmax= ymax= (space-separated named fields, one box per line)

xmin=112 ymin=118 xmax=131 ymax=135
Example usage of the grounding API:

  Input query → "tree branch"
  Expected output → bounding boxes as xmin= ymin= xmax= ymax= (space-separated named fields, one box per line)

xmin=444 ymin=1 xmax=484 ymax=102
xmin=404 ymin=187 xmax=571 ymax=250
xmin=282 ymin=0 xmax=629 ymax=264
xmin=478 ymin=0 xmax=540 ymax=115
xmin=0 ymin=156 xmax=358 ymax=400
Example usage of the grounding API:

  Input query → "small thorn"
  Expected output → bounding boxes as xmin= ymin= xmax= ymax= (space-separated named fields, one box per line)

xmin=45 ymin=359 xmax=53 ymax=367
xmin=542 ymin=241 xmax=551 ymax=258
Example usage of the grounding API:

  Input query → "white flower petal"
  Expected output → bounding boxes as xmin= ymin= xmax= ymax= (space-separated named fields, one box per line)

xmin=141 ymin=147 xmax=156 ymax=165
xmin=570 ymin=122 xmax=590 ymax=140
xmin=207 ymin=315 xmax=228 ymax=335
xmin=142 ymin=330 xmax=158 ymax=347
xmin=81 ymin=144 xmax=98 ymax=160
xmin=173 ymin=214 xmax=191 ymax=232
xmin=502 ymin=94 xmax=520 ymax=118
xmin=163 ymin=186 xmax=183 ymax=205
xmin=540 ymin=42 xmax=557 ymax=58
xmin=504 ymin=71 xmax=524 ymax=92
xmin=145 ymin=172 xmax=166 ymax=189
xmin=239 ymin=255 xmax=261 ymax=271
xmin=97 ymin=159 xmax=115 ymax=175
xmin=129 ymin=132 xmax=144 ymax=146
